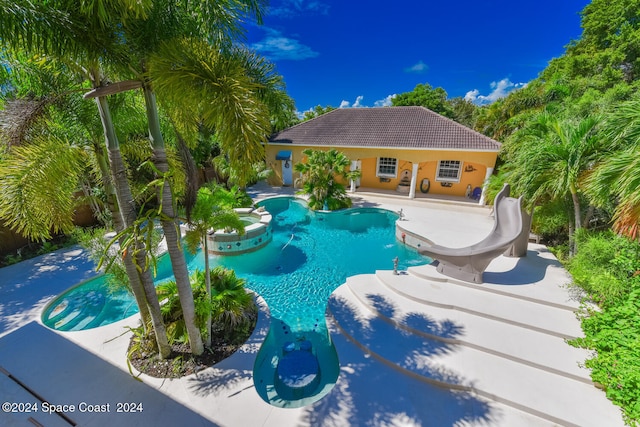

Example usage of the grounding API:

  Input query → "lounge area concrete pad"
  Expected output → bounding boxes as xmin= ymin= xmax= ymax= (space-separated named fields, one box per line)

xmin=0 ymin=322 xmax=215 ymax=426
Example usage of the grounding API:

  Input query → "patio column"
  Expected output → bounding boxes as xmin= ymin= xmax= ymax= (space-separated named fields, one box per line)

xmin=349 ymin=160 xmax=358 ymax=193
xmin=408 ymin=163 xmax=419 ymax=199
xmin=479 ymin=167 xmax=494 ymax=205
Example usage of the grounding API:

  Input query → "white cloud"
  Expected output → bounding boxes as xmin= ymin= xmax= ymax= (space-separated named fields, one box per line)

xmin=250 ymin=28 xmax=318 ymax=61
xmin=270 ymin=0 xmax=330 ymax=17
xmin=338 ymin=95 xmax=397 ymax=109
xmin=464 ymin=78 xmax=527 ymax=105
xmin=404 ymin=61 xmax=429 ymax=74
xmin=464 ymin=89 xmax=480 ymax=103
xmin=374 ymin=94 xmax=396 ymax=107
xmin=339 ymin=96 xmax=367 ymax=108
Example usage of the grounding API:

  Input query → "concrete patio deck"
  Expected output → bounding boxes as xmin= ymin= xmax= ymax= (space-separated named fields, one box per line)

xmin=0 ymin=184 xmax=626 ymax=426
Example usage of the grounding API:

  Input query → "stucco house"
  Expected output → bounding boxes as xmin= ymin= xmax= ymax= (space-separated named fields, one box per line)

xmin=265 ymin=106 xmax=501 ymax=203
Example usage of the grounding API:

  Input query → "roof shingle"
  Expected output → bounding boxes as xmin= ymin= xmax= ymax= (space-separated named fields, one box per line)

xmin=269 ymin=106 xmax=501 ymax=151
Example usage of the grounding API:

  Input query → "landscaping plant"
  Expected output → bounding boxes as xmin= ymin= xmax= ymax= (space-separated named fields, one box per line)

xmin=184 ymin=184 xmax=246 ymax=346
xmin=294 ymin=148 xmax=361 ymax=211
xmin=567 ymin=230 xmax=640 ymax=425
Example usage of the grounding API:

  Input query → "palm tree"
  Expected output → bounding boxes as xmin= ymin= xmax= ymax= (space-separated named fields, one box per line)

xmin=508 ymin=113 xmax=603 ymax=254
xmin=0 ymin=134 xmax=86 ymax=239
xmin=93 ymin=85 xmax=171 ymax=358
xmin=3 ymin=0 xmax=228 ymax=357
xmin=294 ymin=148 xmax=361 ymax=210
xmin=0 ymin=55 xmax=108 ymax=238
xmin=0 ymin=3 xmax=172 ymax=358
xmin=112 ymin=2 xmax=275 ymax=355
xmin=146 ymin=40 xmax=273 ymax=186
xmin=184 ymin=185 xmax=245 ymax=347
xmin=586 ymin=98 xmax=640 ymax=239
xmin=2 ymin=0 xmax=286 ymax=357
xmin=159 ymin=44 xmax=292 ymax=196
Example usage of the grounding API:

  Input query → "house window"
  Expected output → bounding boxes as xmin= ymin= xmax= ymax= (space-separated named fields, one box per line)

xmin=436 ymin=160 xmax=462 ymax=182
xmin=376 ymin=157 xmax=397 ymax=178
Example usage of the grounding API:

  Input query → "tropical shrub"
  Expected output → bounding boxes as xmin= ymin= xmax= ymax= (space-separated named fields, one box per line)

xmin=0 ymin=232 xmax=78 ymax=268
xmin=567 ymin=231 xmax=640 ymax=425
xmin=156 ymin=275 xmax=210 ymax=344
xmin=155 ymin=268 xmax=255 ymax=345
xmin=294 ymin=148 xmax=360 ymax=211
xmin=571 ymin=290 xmax=640 ymax=426
xmin=207 ymin=267 xmax=256 ymax=343
xmin=569 ymin=230 xmax=640 ymax=307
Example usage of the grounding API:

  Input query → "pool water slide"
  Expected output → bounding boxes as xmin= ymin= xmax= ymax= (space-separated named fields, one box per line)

xmin=419 ymin=183 xmax=527 ymax=284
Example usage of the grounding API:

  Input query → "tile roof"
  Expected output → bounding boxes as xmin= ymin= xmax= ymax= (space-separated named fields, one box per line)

xmin=269 ymin=106 xmax=501 ymax=151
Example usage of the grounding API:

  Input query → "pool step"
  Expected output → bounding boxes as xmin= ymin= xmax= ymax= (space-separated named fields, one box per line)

xmin=382 ymin=267 xmax=582 ymax=340
xmin=408 ymin=258 xmax=581 ymax=311
xmin=350 ymin=272 xmax=591 ymax=383
xmin=327 ymin=273 xmax=624 ymax=427
xmin=53 ymin=309 xmax=81 ymax=330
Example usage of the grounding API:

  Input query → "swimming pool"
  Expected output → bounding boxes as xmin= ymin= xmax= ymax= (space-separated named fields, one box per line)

xmin=220 ymin=197 xmax=429 ymax=406
xmin=41 ymin=196 xmax=429 ymax=405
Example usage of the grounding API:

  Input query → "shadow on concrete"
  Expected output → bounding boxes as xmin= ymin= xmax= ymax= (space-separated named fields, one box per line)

xmin=246 ymin=182 xmax=296 ymax=201
xmin=349 ymin=195 xmax=383 ymax=208
xmin=187 ymin=335 xmax=264 ymax=399
xmin=188 ymin=366 xmax=255 ymax=399
xmin=187 ymin=294 xmax=270 ymax=399
xmin=0 ymin=322 xmax=217 ymax=426
xmin=0 ymin=247 xmax=98 ymax=336
xmin=484 ymin=249 xmax=565 ymax=286
xmin=306 ymin=293 xmax=499 ymax=426
xmin=365 ymin=293 xmax=464 ymax=342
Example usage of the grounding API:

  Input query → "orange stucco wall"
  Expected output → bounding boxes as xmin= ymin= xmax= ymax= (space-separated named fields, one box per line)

xmin=265 ymin=145 xmax=498 ymax=197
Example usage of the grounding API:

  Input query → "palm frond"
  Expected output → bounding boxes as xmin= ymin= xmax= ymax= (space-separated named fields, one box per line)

xmin=149 ymin=38 xmax=270 ymax=188
xmin=0 ymin=135 xmax=85 ymax=239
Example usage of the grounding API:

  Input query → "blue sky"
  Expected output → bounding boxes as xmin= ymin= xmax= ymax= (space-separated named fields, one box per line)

xmin=245 ymin=0 xmax=591 ymax=115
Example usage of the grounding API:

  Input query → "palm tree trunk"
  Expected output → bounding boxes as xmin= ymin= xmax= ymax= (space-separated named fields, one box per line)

xmin=203 ymin=236 xmax=212 ymax=348
xmin=92 ymin=140 xmax=152 ymax=331
xmin=571 ymin=189 xmax=581 ymax=255
xmin=142 ymin=85 xmax=204 ymax=356
xmin=582 ymin=204 xmax=595 ymax=229
xmin=172 ymin=122 xmax=199 ymax=221
xmin=95 ymin=95 xmax=171 ymax=359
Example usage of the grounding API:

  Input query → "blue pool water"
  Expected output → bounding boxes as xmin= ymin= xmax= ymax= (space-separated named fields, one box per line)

xmin=41 ymin=249 xmax=199 ymax=331
xmin=41 ymin=196 xmax=430 ymax=405
xmin=213 ymin=197 xmax=429 ymax=406
xmin=42 ymin=275 xmax=138 ymax=331
xmin=215 ymin=197 xmax=428 ymax=332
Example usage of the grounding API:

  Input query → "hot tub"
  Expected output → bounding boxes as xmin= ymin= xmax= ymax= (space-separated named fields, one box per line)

xmin=207 ymin=207 xmax=273 ymax=255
